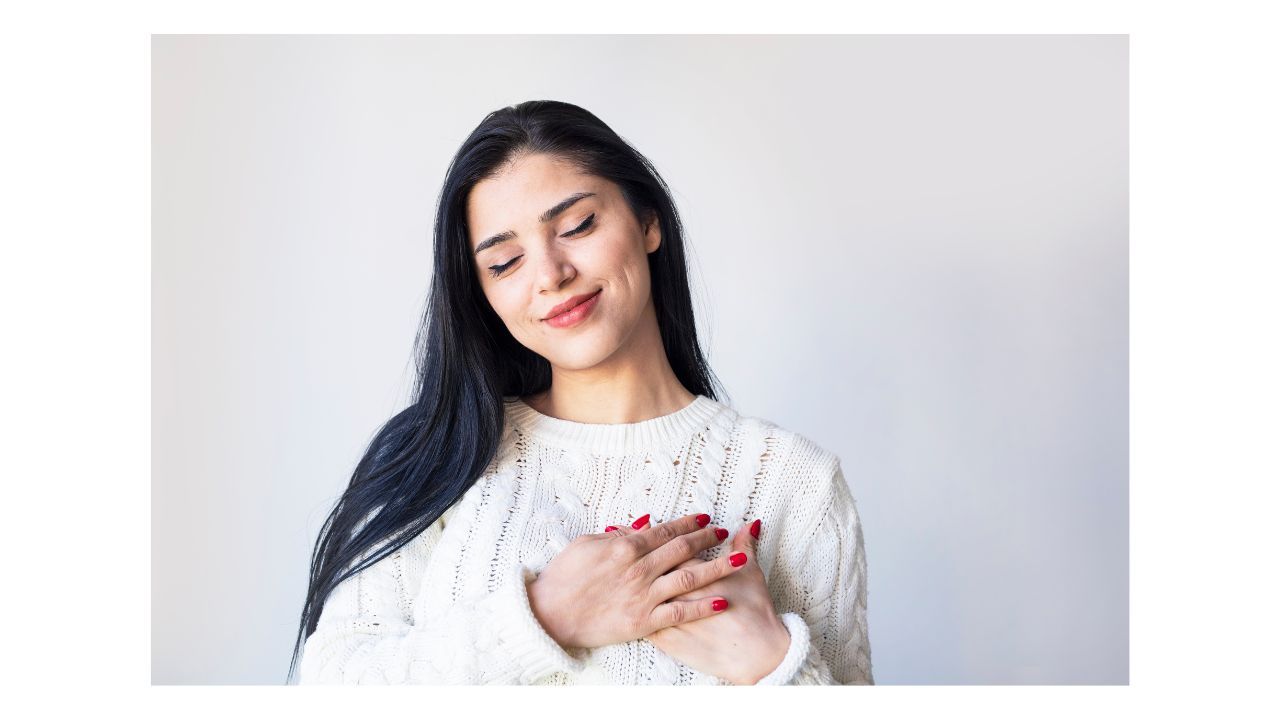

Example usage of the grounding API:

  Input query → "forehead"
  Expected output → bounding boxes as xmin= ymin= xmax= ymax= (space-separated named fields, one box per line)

xmin=466 ymin=154 xmax=607 ymax=237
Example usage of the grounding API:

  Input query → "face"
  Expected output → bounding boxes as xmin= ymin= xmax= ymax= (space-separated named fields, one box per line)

xmin=466 ymin=152 xmax=662 ymax=371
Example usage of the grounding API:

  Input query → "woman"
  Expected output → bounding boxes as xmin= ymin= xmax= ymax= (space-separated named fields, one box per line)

xmin=288 ymin=100 xmax=873 ymax=685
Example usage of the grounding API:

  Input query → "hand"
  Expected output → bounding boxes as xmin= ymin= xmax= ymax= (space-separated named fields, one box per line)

xmin=525 ymin=511 xmax=750 ymax=651
xmin=605 ymin=517 xmax=791 ymax=685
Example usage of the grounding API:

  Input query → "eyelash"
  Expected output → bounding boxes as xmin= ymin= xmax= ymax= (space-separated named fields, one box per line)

xmin=487 ymin=213 xmax=595 ymax=278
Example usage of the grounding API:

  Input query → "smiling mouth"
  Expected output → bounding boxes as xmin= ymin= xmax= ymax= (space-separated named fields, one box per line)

xmin=545 ymin=289 xmax=602 ymax=320
xmin=542 ymin=288 xmax=602 ymax=328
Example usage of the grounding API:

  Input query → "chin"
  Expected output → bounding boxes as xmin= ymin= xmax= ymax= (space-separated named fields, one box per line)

xmin=541 ymin=339 xmax=617 ymax=372
xmin=547 ymin=353 xmax=610 ymax=372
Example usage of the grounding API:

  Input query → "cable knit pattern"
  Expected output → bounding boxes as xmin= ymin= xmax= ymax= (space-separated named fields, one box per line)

xmin=298 ymin=394 xmax=873 ymax=685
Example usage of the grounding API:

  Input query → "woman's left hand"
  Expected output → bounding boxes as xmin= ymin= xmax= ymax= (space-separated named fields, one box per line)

xmin=602 ymin=517 xmax=792 ymax=685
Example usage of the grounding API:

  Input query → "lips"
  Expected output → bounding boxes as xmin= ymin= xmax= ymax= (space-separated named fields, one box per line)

xmin=543 ymin=289 xmax=602 ymax=321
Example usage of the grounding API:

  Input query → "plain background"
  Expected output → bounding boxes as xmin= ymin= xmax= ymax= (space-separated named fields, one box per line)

xmin=152 ymin=34 xmax=1127 ymax=684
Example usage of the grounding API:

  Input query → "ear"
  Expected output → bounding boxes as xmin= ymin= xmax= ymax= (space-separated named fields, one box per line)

xmin=643 ymin=210 xmax=662 ymax=254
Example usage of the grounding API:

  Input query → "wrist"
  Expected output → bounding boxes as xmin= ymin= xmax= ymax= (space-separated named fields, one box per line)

xmin=525 ymin=576 xmax=573 ymax=650
xmin=735 ymin=615 xmax=792 ymax=685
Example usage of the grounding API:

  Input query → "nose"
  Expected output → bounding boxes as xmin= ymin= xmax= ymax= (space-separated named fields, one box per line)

xmin=533 ymin=243 xmax=577 ymax=295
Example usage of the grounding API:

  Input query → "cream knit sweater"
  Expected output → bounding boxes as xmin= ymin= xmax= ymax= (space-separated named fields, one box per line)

xmin=298 ymin=394 xmax=873 ymax=685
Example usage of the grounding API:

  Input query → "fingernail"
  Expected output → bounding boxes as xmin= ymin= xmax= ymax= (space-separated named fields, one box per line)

xmin=750 ymin=519 xmax=761 ymax=539
xmin=711 ymin=598 xmax=728 ymax=612
xmin=632 ymin=513 xmax=651 ymax=529
xmin=714 ymin=527 xmax=729 ymax=541
xmin=730 ymin=552 xmax=747 ymax=567
xmin=604 ymin=526 xmax=618 ymax=533
xmin=695 ymin=513 xmax=711 ymax=527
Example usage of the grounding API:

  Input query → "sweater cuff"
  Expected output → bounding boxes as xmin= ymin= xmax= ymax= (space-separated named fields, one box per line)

xmin=488 ymin=563 xmax=587 ymax=683
xmin=753 ymin=612 xmax=812 ymax=685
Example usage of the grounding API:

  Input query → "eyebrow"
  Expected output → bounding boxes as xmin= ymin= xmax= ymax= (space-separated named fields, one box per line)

xmin=473 ymin=191 xmax=597 ymax=256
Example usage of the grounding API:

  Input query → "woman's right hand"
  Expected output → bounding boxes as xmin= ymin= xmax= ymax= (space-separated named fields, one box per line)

xmin=526 ymin=511 xmax=746 ymax=651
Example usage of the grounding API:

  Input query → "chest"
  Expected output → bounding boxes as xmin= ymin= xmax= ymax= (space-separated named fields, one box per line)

xmin=412 ymin=436 xmax=782 ymax=684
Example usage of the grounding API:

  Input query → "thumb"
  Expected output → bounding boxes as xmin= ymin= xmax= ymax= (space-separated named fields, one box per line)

xmin=732 ymin=518 xmax=760 ymax=557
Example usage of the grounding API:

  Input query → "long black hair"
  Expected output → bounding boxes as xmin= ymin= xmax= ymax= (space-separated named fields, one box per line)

xmin=286 ymin=99 xmax=727 ymax=683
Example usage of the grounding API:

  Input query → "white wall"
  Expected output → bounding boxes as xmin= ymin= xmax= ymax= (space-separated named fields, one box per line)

xmin=152 ymin=34 xmax=1127 ymax=684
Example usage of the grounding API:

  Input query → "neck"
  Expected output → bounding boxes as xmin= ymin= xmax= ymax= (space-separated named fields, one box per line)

xmin=523 ymin=298 xmax=697 ymax=424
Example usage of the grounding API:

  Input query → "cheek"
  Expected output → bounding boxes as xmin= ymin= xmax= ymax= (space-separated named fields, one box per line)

xmin=593 ymin=234 xmax=648 ymax=286
xmin=482 ymin=284 xmax=526 ymax=328
xmin=487 ymin=281 xmax=559 ymax=344
xmin=483 ymin=233 xmax=647 ymax=335
xmin=614 ymin=249 xmax=651 ymax=306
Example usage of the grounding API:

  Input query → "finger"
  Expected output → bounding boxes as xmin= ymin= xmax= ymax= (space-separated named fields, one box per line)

xmin=730 ymin=518 xmax=755 ymax=557
xmin=654 ymin=514 xmax=728 ymax=550
xmin=640 ymin=522 xmax=734 ymax=583
xmin=657 ymin=556 xmax=715 ymax=605
xmin=621 ymin=531 xmax=700 ymax=570
xmin=603 ymin=514 xmax=651 ymax=536
xmin=649 ymin=543 xmax=749 ymax=602
xmin=629 ymin=513 xmax=655 ymax=531
xmin=590 ymin=524 xmax=634 ymax=541
xmin=607 ymin=513 xmax=716 ymax=536
xmin=607 ymin=514 xmax=727 ymax=555
xmin=647 ymin=595 xmax=730 ymax=632
xmin=601 ymin=516 xmax=648 ymax=537
xmin=626 ymin=511 xmax=711 ymax=557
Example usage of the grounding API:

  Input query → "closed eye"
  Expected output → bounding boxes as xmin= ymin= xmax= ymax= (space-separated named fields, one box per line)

xmin=487 ymin=257 xmax=519 ymax=278
xmin=564 ymin=213 xmax=595 ymax=237
xmin=486 ymin=213 xmax=596 ymax=279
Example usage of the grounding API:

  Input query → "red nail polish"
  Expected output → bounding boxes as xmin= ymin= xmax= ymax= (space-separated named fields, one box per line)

xmin=714 ymin=528 xmax=729 ymax=541
xmin=730 ymin=552 xmax=747 ymax=567
xmin=632 ymin=513 xmax=650 ymax=529
xmin=750 ymin=519 xmax=761 ymax=539
xmin=605 ymin=526 xmax=618 ymax=533
xmin=711 ymin=598 xmax=728 ymax=612
xmin=695 ymin=513 xmax=711 ymax=527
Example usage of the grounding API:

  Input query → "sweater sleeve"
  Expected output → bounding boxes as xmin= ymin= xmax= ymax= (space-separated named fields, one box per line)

xmin=297 ymin=517 xmax=586 ymax=685
xmin=753 ymin=464 xmax=875 ymax=685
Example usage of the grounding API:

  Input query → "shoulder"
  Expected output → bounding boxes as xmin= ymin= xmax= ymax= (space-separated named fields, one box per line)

xmin=723 ymin=404 xmax=845 ymax=510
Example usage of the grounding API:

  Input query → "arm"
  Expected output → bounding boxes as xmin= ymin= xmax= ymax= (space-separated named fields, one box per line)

xmin=754 ymin=464 xmax=875 ymax=685
xmin=297 ymin=517 xmax=586 ymax=685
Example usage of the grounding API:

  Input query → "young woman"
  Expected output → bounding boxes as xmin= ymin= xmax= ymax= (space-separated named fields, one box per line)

xmin=288 ymin=100 xmax=874 ymax=685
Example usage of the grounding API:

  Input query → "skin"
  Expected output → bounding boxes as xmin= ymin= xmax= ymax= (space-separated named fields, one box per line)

xmin=467 ymin=151 xmax=693 ymax=422
xmin=608 ymin=516 xmax=792 ymax=685
xmin=466 ymin=152 xmax=791 ymax=684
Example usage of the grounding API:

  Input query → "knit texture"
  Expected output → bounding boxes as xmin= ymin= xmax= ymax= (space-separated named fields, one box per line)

xmin=298 ymin=394 xmax=873 ymax=685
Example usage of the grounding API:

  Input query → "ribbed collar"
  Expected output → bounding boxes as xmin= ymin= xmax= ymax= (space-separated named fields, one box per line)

xmin=504 ymin=394 xmax=727 ymax=455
